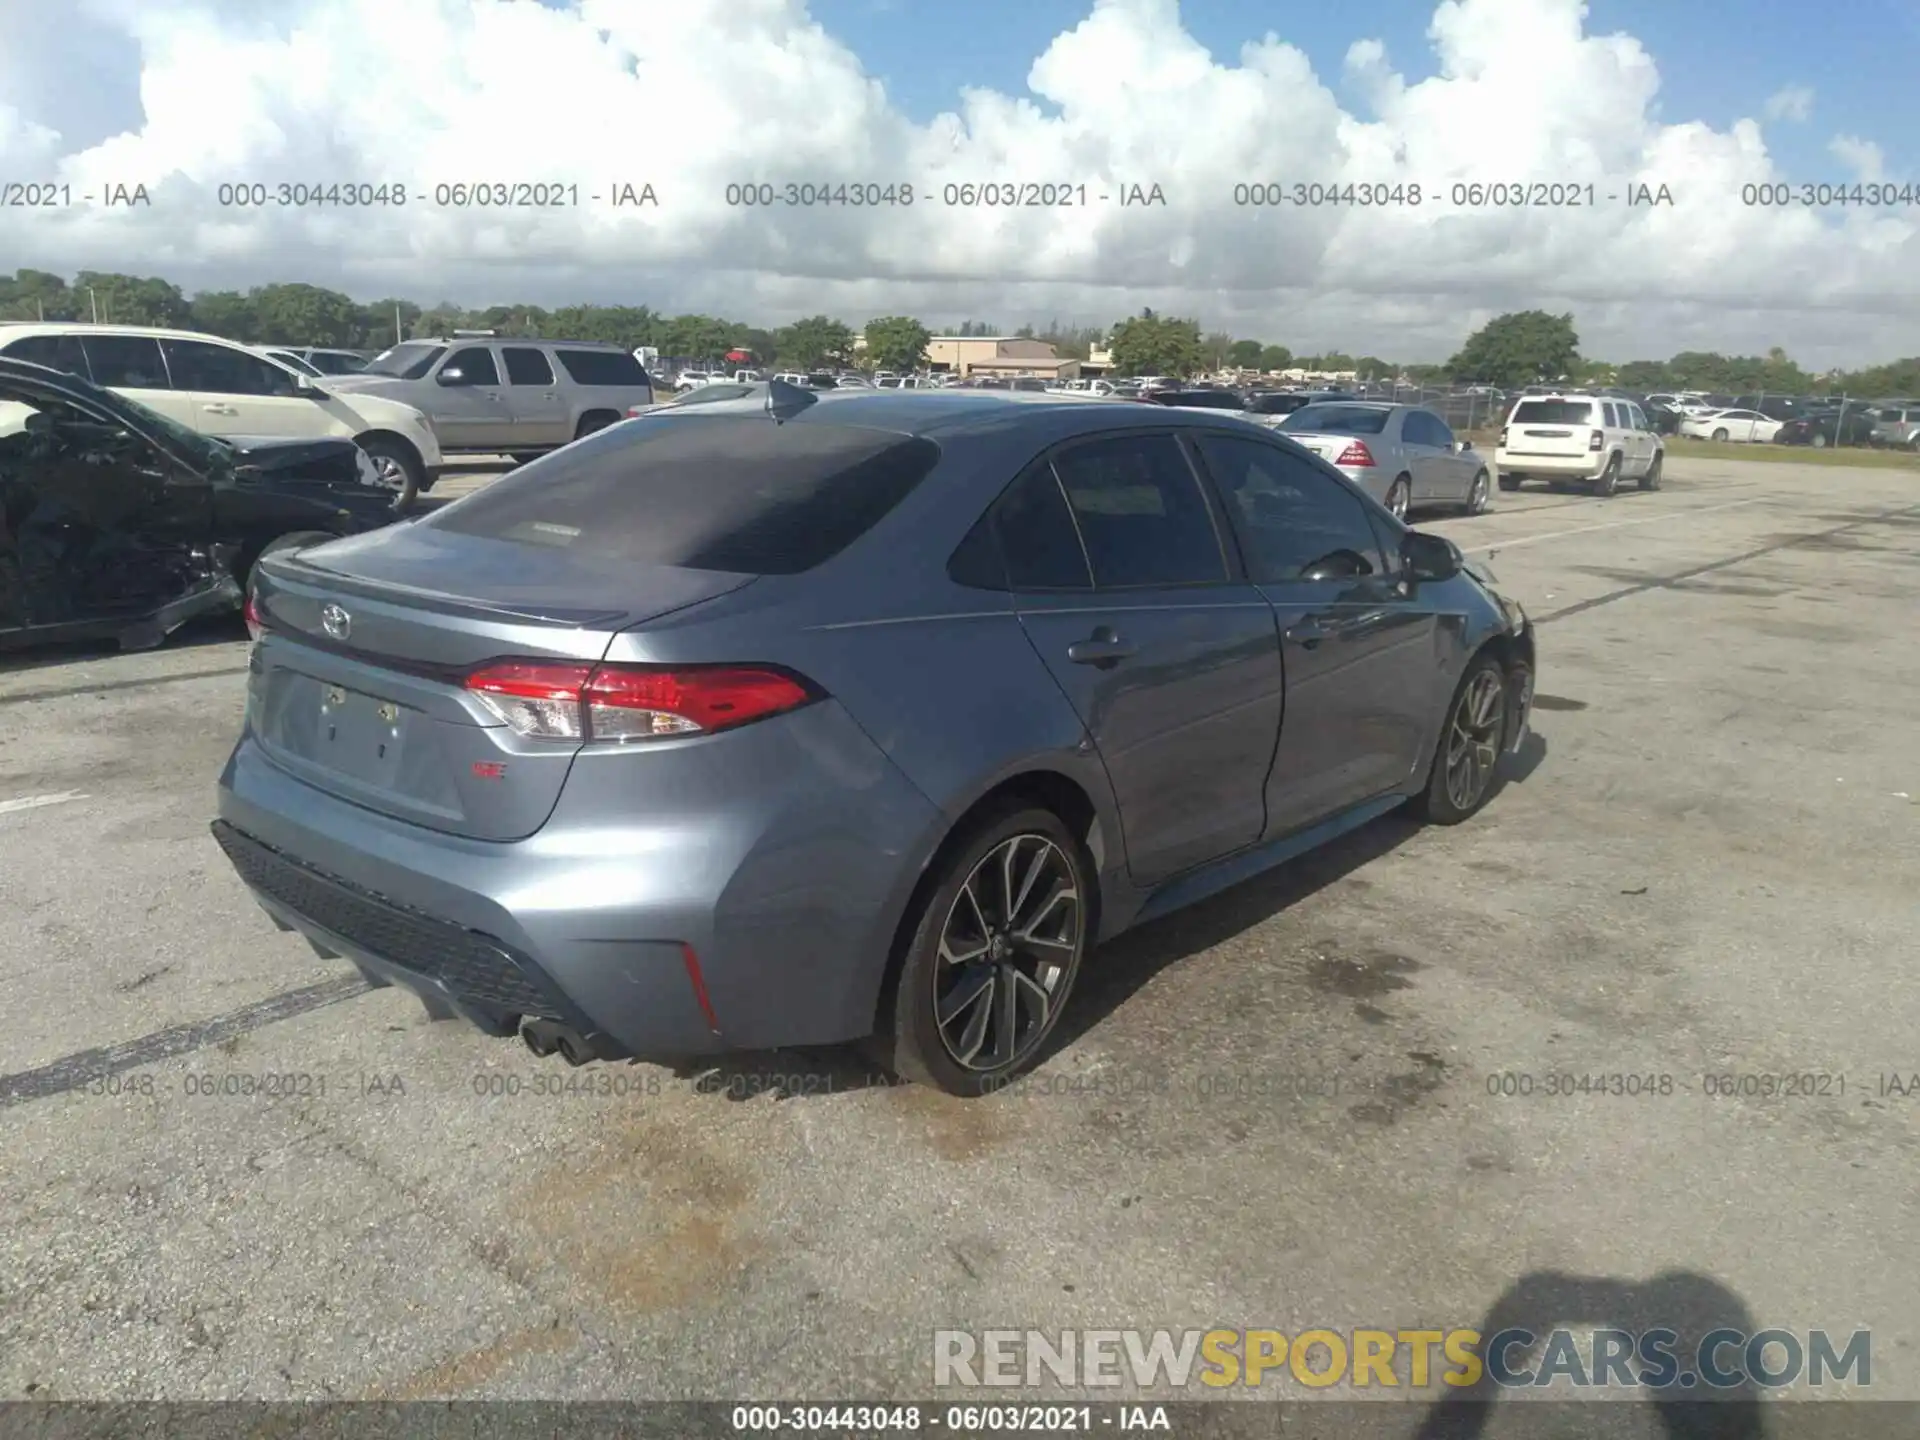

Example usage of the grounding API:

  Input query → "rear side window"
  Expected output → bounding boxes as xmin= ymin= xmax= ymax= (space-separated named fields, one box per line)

xmin=995 ymin=462 xmax=1092 ymax=589
xmin=429 ymin=416 xmax=940 ymax=575
xmin=82 ymin=335 xmax=170 ymax=389
xmin=1512 ymin=400 xmax=1595 ymax=424
xmin=556 ymin=349 xmax=649 ymax=386
xmin=502 ymin=347 xmax=555 ymax=385
xmin=1051 ymin=434 xmax=1226 ymax=588
xmin=2 ymin=333 xmax=90 ymax=379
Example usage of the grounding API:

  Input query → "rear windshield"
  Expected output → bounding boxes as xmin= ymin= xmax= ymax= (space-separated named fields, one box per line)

xmin=1280 ymin=404 xmax=1390 ymax=435
xmin=1512 ymin=400 xmax=1597 ymax=424
xmin=427 ymin=415 xmax=940 ymax=575
xmin=556 ymin=348 xmax=649 ymax=386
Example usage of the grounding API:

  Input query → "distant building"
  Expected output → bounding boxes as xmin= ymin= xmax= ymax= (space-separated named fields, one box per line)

xmin=924 ymin=335 xmax=1079 ymax=380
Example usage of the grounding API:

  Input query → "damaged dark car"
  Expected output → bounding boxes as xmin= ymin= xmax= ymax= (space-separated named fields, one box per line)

xmin=0 ymin=356 xmax=407 ymax=653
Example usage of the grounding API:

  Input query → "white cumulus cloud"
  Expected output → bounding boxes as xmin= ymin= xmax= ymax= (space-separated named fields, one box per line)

xmin=1829 ymin=136 xmax=1887 ymax=184
xmin=0 ymin=0 xmax=1911 ymax=365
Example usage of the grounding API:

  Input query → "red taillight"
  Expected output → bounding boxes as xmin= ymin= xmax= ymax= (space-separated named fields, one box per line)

xmin=1334 ymin=440 xmax=1375 ymax=467
xmin=1589 ymin=429 xmax=1605 ymax=450
xmin=244 ymin=590 xmax=267 ymax=641
xmin=464 ymin=661 xmax=814 ymax=743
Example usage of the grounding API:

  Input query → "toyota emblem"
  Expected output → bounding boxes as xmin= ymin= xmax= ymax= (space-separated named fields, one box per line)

xmin=319 ymin=603 xmax=352 ymax=641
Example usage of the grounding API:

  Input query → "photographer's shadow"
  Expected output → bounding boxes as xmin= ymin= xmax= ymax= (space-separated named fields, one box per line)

xmin=1414 ymin=1270 xmax=1766 ymax=1440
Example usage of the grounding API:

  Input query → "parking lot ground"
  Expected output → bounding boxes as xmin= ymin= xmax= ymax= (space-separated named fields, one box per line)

xmin=0 ymin=456 xmax=1915 ymax=1407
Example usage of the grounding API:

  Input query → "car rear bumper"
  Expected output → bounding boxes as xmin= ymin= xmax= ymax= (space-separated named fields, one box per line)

xmin=1492 ymin=452 xmax=1605 ymax=479
xmin=212 ymin=702 xmax=945 ymax=1059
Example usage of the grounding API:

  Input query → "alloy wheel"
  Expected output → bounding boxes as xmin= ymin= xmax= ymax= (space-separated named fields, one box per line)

xmin=1443 ymin=667 xmax=1505 ymax=812
xmin=934 ymin=834 xmax=1082 ymax=1072
xmin=1387 ymin=479 xmax=1410 ymax=520
xmin=1468 ymin=472 xmax=1489 ymax=513
xmin=372 ymin=455 xmax=407 ymax=489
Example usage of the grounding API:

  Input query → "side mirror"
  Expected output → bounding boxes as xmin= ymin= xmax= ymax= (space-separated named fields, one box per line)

xmin=1401 ymin=530 xmax=1461 ymax=583
xmin=436 ymin=367 xmax=465 ymax=385
xmin=1457 ymin=439 xmax=1473 ymax=452
xmin=294 ymin=374 xmax=324 ymax=398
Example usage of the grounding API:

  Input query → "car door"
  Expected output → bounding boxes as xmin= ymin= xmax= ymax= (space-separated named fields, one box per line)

xmin=1190 ymin=431 xmax=1439 ymax=835
xmin=1397 ymin=408 xmax=1449 ymax=502
xmin=1625 ymin=403 xmax=1656 ymax=470
xmin=427 ymin=345 xmax=515 ymax=449
xmin=159 ymin=338 xmax=324 ymax=441
xmin=73 ymin=335 xmax=201 ymax=428
xmin=499 ymin=346 xmax=570 ymax=446
xmin=1418 ymin=409 xmax=1476 ymax=501
xmin=0 ymin=382 xmax=212 ymax=627
xmin=996 ymin=433 xmax=1284 ymax=887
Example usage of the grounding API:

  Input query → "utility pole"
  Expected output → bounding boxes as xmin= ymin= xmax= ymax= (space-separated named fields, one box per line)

xmin=88 ymin=287 xmax=99 ymax=323
xmin=394 ymin=303 xmax=402 ymax=344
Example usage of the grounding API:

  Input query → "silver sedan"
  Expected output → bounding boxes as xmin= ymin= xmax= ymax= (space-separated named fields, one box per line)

xmin=1274 ymin=402 xmax=1492 ymax=519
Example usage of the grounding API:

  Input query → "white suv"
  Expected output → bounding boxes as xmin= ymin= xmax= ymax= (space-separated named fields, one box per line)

xmin=0 ymin=324 xmax=444 ymax=505
xmin=1495 ymin=393 xmax=1664 ymax=496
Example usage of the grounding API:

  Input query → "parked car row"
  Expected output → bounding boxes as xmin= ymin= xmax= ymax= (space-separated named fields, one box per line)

xmin=212 ymin=380 xmax=1537 ymax=1093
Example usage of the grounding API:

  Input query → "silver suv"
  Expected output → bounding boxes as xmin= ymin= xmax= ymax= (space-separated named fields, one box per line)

xmin=326 ymin=335 xmax=654 ymax=480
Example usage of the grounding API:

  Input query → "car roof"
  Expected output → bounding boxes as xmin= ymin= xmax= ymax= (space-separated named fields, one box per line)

xmin=413 ymin=336 xmax=628 ymax=350
xmin=0 ymin=321 xmax=256 ymax=344
xmin=650 ymin=385 xmax=1285 ymax=441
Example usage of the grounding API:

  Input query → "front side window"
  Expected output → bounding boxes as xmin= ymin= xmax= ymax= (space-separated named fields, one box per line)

xmin=1193 ymin=434 xmax=1386 ymax=583
xmin=1049 ymin=433 xmax=1226 ymax=588
xmin=441 ymin=346 xmax=500 ymax=386
xmin=162 ymin=339 xmax=302 ymax=397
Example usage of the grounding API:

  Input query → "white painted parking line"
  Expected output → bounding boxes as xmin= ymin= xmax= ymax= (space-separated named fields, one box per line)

xmin=1462 ymin=495 xmax=1773 ymax=554
xmin=0 ymin=791 xmax=88 ymax=817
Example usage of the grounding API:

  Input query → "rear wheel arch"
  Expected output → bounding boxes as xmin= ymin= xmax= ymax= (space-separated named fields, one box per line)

xmin=574 ymin=409 xmax=622 ymax=439
xmin=869 ymin=769 xmax=1107 ymax=1031
xmin=352 ymin=429 xmax=425 ymax=509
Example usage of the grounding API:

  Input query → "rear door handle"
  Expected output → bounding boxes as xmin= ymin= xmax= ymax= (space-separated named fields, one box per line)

xmin=1286 ymin=621 xmax=1330 ymax=649
xmin=201 ymin=404 xmax=237 ymax=415
xmin=1067 ymin=629 xmax=1137 ymax=666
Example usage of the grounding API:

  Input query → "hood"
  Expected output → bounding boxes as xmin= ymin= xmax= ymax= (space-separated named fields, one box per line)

xmin=220 ymin=435 xmax=396 ymax=498
xmin=308 ymin=373 xmax=407 ymax=400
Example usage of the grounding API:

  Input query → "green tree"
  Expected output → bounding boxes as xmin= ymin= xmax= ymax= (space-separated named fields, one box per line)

xmin=1257 ymin=344 xmax=1292 ymax=372
xmin=1354 ymin=355 xmax=1391 ymax=382
xmin=188 ymin=290 xmax=258 ymax=341
xmin=251 ymin=283 xmax=361 ymax=345
xmin=863 ymin=316 xmax=931 ymax=373
xmin=1109 ymin=313 xmax=1205 ymax=376
xmin=774 ymin=315 xmax=855 ymax=368
xmin=1615 ymin=360 xmax=1672 ymax=391
xmin=1449 ymin=311 xmax=1580 ymax=387
xmin=0 ymin=269 xmax=76 ymax=321
xmin=1228 ymin=339 xmax=1264 ymax=368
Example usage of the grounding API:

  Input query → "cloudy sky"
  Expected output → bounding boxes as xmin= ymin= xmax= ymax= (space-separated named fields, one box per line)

xmin=0 ymin=0 xmax=1912 ymax=365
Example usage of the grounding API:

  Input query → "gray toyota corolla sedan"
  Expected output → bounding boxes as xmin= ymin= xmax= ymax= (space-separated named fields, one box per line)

xmin=214 ymin=383 xmax=1535 ymax=1095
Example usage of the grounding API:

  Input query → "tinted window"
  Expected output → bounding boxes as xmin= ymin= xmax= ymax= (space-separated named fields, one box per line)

xmin=1162 ymin=390 xmax=1242 ymax=409
xmin=1194 ymin=435 xmax=1385 ymax=583
xmin=1281 ymin=404 xmax=1390 ymax=435
xmin=163 ymin=339 xmax=301 ymax=396
xmin=502 ymin=347 xmax=556 ymax=386
xmin=992 ymin=462 xmax=1091 ymax=589
xmin=1512 ymin=400 xmax=1596 ymax=424
xmin=308 ymin=350 xmax=368 ymax=374
xmin=1050 ymin=434 xmax=1225 ymax=588
xmin=1403 ymin=410 xmax=1448 ymax=446
xmin=429 ymin=416 xmax=940 ymax=575
xmin=1600 ymin=402 xmax=1620 ymax=427
xmin=2 ymin=333 xmax=91 ymax=379
xmin=365 ymin=343 xmax=446 ymax=379
xmin=1627 ymin=405 xmax=1648 ymax=430
xmin=81 ymin=336 xmax=170 ymax=389
xmin=1244 ymin=393 xmax=1309 ymax=415
xmin=443 ymin=346 xmax=499 ymax=385
xmin=556 ymin=348 xmax=649 ymax=386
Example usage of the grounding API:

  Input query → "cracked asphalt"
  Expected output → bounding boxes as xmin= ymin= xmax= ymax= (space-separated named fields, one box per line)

xmin=0 ymin=454 xmax=1915 ymax=1414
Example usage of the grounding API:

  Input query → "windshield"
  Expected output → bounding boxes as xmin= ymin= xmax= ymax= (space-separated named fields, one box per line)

xmin=1281 ymin=404 xmax=1391 ymax=435
xmin=268 ymin=350 xmax=324 ymax=377
xmin=363 ymin=342 xmax=446 ymax=379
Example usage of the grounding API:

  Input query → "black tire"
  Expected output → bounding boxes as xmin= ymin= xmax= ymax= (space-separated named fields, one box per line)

xmin=875 ymin=806 xmax=1090 ymax=1097
xmin=1639 ymin=453 xmax=1663 ymax=491
xmin=355 ymin=434 xmax=422 ymax=511
xmin=1464 ymin=469 xmax=1491 ymax=514
xmin=1811 ymin=432 xmax=1828 ymax=449
xmin=1592 ymin=453 xmax=1620 ymax=497
xmin=1406 ymin=653 xmax=1509 ymax=826
xmin=1384 ymin=475 xmax=1412 ymax=521
xmin=573 ymin=411 xmax=620 ymax=441
xmin=509 ymin=451 xmax=546 ymax=465
xmin=1711 ymin=428 xmax=1729 ymax=442
xmin=1497 ymin=472 xmax=1521 ymax=491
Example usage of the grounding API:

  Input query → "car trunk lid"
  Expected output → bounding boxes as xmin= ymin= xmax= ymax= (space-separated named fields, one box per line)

xmin=1505 ymin=402 xmax=1598 ymax=456
xmin=247 ymin=524 xmax=754 ymax=840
